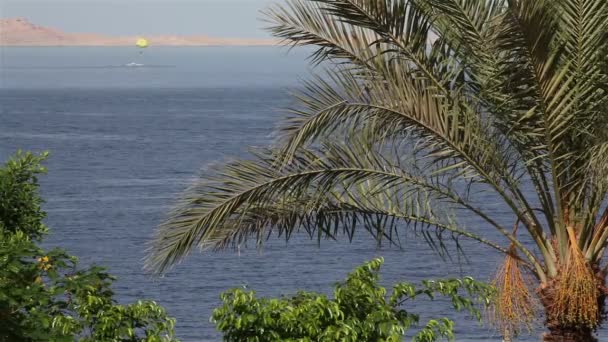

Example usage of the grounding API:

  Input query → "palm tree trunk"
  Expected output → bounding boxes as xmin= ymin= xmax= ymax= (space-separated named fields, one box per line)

xmin=542 ymin=326 xmax=596 ymax=342
xmin=539 ymin=269 xmax=606 ymax=342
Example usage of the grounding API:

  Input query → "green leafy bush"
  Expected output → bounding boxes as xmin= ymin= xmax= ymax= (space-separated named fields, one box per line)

xmin=0 ymin=151 xmax=48 ymax=239
xmin=212 ymin=258 xmax=494 ymax=342
xmin=0 ymin=151 xmax=178 ymax=342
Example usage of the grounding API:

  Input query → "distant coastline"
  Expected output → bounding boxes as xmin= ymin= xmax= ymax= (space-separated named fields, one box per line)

xmin=0 ymin=17 xmax=276 ymax=47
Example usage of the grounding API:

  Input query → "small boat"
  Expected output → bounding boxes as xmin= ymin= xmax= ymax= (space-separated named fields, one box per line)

xmin=125 ymin=62 xmax=144 ymax=67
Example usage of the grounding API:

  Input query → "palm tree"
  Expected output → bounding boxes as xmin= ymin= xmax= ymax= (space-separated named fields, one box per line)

xmin=146 ymin=0 xmax=608 ymax=340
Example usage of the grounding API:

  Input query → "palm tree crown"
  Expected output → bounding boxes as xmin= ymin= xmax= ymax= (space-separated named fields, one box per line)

xmin=147 ymin=0 xmax=608 ymax=339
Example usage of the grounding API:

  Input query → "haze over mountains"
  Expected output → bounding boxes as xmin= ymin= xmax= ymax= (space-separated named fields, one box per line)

xmin=0 ymin=18 xmax=275 ymax=46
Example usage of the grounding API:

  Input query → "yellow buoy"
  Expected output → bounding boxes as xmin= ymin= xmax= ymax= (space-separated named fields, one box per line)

xmin=135 ymin=38 xmax=149 ymax=48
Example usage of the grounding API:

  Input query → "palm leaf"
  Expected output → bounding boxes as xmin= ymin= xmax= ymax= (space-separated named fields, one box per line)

xmin=148 ymin=0 xmax=608 ymax=288
xmin=146 ymin=141 xmax=535 ymax=273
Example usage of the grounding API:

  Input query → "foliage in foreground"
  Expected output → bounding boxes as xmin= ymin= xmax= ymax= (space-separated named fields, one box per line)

xmin=0 ymin=151 xmax=178 ymax=342
xmin=212 ymin=258 xmax=494 ymax=341
xmin=148 ymin=0 xmax=608 ymax=340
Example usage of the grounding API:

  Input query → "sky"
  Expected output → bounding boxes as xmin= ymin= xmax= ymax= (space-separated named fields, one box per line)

xmin=0 ymin=0 xmax=275 ymax=38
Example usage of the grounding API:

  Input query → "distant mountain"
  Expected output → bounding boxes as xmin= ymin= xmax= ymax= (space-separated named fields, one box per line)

xmin=0 ymin=18 xmax=275 ymax=46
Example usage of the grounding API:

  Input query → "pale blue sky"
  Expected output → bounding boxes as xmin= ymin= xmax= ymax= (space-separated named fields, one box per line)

xmin=1 ymin=0 xmax=275 ymax=38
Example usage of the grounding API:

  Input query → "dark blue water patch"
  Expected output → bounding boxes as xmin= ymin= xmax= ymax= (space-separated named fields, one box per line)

xmin=0 ymin=86 xmax=518 ymax=341
xmin=1 ymin=47 xmax=601 ymax=341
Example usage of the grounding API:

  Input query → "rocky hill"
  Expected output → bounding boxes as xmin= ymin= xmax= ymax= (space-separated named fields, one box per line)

xmin=0 ymin=18 xmax=274 ymax=46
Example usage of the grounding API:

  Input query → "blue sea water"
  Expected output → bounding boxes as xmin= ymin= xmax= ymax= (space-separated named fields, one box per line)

xmin=1 ymin=46 xmax=600 ymax=341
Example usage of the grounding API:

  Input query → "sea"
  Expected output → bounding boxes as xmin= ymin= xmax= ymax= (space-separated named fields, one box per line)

xmin=1 ymin=46 xmax=601 ymax=341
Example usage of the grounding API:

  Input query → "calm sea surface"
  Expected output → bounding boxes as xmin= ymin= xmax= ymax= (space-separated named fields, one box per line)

xmin=2 ymin=47 xmax=601 ymax=341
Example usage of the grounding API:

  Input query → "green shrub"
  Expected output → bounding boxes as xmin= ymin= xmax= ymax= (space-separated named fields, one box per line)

xmin=0 ymin=151 xmax=178 ymax=342
xmin=212 ymin=258 xmax=494 ymax=342
xmin=0 ymin=151 xmax=48 ymax=239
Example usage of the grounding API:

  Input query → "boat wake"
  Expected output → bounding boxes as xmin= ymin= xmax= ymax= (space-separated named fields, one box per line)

xmin=125 ymin=62 xmax=145 ymax=67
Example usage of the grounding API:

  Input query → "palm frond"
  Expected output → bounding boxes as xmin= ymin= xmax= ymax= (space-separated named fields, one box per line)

xmin=263 ymin=0 xmax=380 ymax=67
xmin=149 ymin=0 xmax=608 ymax=287
xmin=276 ymin=62 xmax=557 ymax=262
xmin=146 ymin=141 xmax=536 ymax=273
